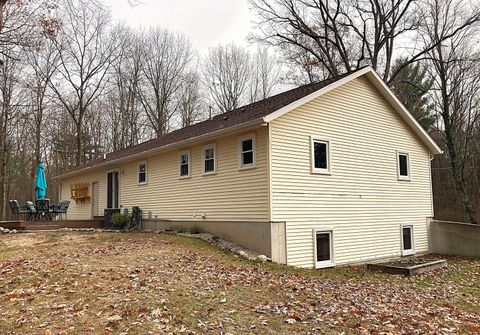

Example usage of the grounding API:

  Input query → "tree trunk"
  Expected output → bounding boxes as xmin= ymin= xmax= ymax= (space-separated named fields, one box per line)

xmin=76 ymin=121 xmax=82 ymax=166
xmin=445 ymin=129 xmax=478 ymax=224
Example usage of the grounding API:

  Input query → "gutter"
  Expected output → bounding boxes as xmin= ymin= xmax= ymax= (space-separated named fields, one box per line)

xmin=55 ymin=118 xmax=265 ymax=179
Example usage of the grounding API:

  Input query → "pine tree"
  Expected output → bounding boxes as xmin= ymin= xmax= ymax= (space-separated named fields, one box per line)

xmin=390 ymin=58 xmax=436 ymax=131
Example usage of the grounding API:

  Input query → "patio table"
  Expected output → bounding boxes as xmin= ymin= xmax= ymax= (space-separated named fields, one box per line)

xmin=35 ymin=199 xmax=52 ymax=221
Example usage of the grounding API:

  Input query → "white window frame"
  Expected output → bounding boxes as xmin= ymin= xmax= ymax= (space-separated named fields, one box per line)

xmin=202 ymin=143 xmax=217 ymax=175
xmin=311 ymin=136 xmax=331 ymax=175
xmin=238 ymin=133 xmax=256 ymax=170
xmin=179 ymin=150 xmax=191 ymax=178
xmin=313 ymin=228 xmax=335 ymax=268
xmin=137 ymin=161 xmax=147 ymax=185
xmin=397 ymin=151 xmax=411 ymax=180
xmin=401 ymin=225 xmax=415 ymax=256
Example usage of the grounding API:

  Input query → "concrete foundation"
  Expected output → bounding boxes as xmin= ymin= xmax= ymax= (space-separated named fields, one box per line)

xmin=430 ymin=220 xmax=480 ymax=257
xmin=142 ymin=219 xmax=287 ymax=264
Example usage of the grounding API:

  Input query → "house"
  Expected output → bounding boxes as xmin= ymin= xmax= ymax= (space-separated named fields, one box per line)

xmin=57 ymin=67 xmax=442 ymax=269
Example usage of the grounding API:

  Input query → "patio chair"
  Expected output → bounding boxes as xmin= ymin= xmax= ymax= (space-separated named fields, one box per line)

xmin=9 ymin=200 xmax=29 ymax=220
xmin=52 ymin=200 xmax=70 ymax=220
xmin=25 ymin=201 xmax=38 ymax=221
xmin=35 ymin=199 xmax=52 ymax=221
xmin=128 ymin=206 xmax=142 ymax=230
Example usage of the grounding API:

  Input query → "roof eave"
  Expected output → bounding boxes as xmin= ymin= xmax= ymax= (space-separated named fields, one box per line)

xmin=56 ymin=117 xmax=265 ymax=179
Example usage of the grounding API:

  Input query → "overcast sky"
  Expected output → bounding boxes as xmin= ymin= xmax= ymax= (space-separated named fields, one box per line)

xmin=104 ymin=0 xmax=254 ymax=53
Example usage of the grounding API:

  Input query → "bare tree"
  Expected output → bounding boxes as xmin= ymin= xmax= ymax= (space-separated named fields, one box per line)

xmin=249 ymin=48 xmax=281 ymax=102
xmin=48 ymin=0 xmax=119 ymax=165
xmin=104 ymin=27 xmax=146 ymax=151
xmin=178 ymin=71 xmax=204 ymax=127
xmin=0 ymin=57 xmax=27 ymax=218
xmin=137 ymin=28 xmax=194 ymax=137
xmin=249 ymin=0 xmax=480 ymax=82
xmin=423 ymin=0 xmax=480 ymax=223
xmin=24 ymin=39 xmax=58 ymax=164
xmin=203 ymin=43 xmax=251 ymax=113
xmin=0 ymin=0 xmax=59 ymax=62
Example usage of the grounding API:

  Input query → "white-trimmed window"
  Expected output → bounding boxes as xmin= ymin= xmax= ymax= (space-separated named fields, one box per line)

xmin=179 ymin=150 xmax=191 ymax=178
xmin=138 ymin=161 xmax=147 ymax=184
xmin=311 ymin=136 xmax=330 ymax=174
xmin=397 ymin=151 xmax=410 ymax=180
xmin=238 ymin=133 xmax=256 ymax=169
xmin=313 ymin=228 xmax=335 ymax=268
xmin=401 ymin=225 xmax=414 ymax=256
xmin=203 ymin=143 xmax=216 ymax=174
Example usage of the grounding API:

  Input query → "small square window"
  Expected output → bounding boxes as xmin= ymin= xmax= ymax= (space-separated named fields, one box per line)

xmin=311 ymin=137 xmax=330 ymax=174
xmin=203 ymin=144 xmax=216 ymax=174
xmin=138 ymin=162 xmax=147 ymax=184
xmin=179 ymin=150 xmax=191 ymax=178
xmin=238 ymin=134 xmax=256 ymax=169
xmin=397 ymin=152 xmax=410 ymax=180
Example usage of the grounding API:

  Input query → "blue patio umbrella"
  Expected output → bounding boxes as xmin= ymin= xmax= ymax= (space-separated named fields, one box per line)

xmin=35 ymin=162 xmax=47 ymax=200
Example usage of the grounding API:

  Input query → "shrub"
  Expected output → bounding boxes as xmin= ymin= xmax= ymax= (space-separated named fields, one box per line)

xmin=189 ymin=225 xmax=202 ymax=234
xmin=111 ymin=212 xmax=132 ymax=229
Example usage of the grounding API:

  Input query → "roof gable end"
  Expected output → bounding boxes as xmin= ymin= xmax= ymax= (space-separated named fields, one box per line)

xmin=263 ymin=66 xmax=442 ymax=155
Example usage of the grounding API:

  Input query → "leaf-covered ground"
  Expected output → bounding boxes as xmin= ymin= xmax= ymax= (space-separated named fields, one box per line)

xmin=0 ymin=231 xmax=479 ymax=334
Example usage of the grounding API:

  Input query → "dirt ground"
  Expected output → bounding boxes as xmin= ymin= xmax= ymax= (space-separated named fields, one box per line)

xmin=1 ymin=231 xmax=479 ymax=334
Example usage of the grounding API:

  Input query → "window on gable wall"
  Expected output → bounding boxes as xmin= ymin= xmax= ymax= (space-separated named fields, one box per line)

xmin=311 ymin=137 xmax=330 ymax=174
xmin=397 ymin=152 xmax=410 ymax=180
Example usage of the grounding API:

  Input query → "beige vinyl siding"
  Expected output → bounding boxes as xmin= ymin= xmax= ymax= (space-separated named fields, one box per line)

xmin=60 ymin=170 xmax=106 ymax=220
xmin=60 ymin=126 xmax=269 ymax=222
xmin=270 ymin=76 xmax=433 ymax=268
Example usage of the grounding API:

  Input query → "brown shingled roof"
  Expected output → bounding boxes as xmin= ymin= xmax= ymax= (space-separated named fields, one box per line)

xmin=62 ymin=71 xmax=356 ymax=176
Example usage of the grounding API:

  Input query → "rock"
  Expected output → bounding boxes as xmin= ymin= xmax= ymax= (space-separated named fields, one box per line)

xmin=11 ymin=229 xmax=17 ymax=234
xmin=2 ymin=228 xmax=9 ymax=234
xmin=256 ymin=255 xmax=268 ymax=262
xmin=238 ymin=250 xmax=247 ymax=258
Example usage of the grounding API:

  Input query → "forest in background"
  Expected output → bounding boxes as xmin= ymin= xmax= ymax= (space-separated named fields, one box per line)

xmin=0 ymin=0 xmax=479 ymax=223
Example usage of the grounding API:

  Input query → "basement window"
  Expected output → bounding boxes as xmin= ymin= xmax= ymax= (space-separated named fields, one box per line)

xmin=203 ymin=143 xmax=216 ymax=174
xmin=238 ymin=133 xmax=256 ymax=169
xmin=138 ymin=161 xmax=147 ymax=184
xmin=313 ymin=229 xmax=335 ymax=268
xmin=397 ymin=151 xmax=410 ymax=180
xmin=179 ymin=150 xmax=191 ymax=178
xmin=401 ymin=225 xmax=414 ymax=256
xmin=311 ymin=136 xmax=330 ymax=174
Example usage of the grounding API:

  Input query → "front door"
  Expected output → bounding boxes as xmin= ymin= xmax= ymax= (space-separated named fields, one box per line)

xmin=91 ymin=182 xmax=99 ymax=217
xmin=107 ymin=171 xmax=119 ymax=209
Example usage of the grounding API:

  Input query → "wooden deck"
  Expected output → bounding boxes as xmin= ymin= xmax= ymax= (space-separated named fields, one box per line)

xmin=0 ymin=218 xmax=104 ymax=231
